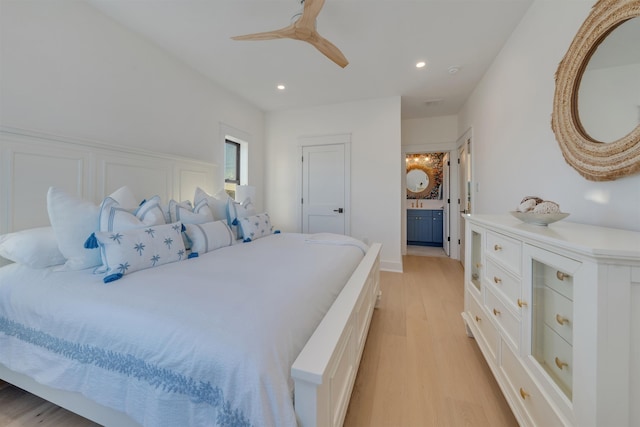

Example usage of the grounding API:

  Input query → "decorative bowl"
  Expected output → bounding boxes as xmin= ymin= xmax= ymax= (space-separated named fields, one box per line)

xmin=509 ymin=211 xmax=570 ymax=226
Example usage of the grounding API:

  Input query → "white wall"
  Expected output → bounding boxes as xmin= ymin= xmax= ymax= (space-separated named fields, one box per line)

xmin=459 ymin=0 xmax=640 ymax=231
xmin=265 ymin=97 xmax=403 ymax=272
xmin=0 ymin=0 xmax=265 ymax=207
xmin=402 ymin=115 xmax=458 ymax=147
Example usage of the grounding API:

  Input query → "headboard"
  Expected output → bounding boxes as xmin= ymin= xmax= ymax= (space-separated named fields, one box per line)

xmin=0 ymin=127 xmax=218 ymax=262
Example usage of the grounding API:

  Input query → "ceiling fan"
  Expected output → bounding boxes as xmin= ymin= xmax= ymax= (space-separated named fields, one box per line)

xmin=231 ymin=0 xmax=349 ymax=68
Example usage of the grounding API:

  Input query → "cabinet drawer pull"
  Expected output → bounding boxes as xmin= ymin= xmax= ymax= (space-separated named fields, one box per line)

xmin=493 ymin=276 xmax=502 ymax=284
xmin=493 ymin=308 xmax=501 ymax=316
xmin=475 ymin=263 xmax=482 ymax=268
xmin=494 ymin=244 xmax=502 ymax=251
xmin=517 ymin=299 xmax=528 ymax=308
xmin=556 ymin=271 xmax=569 ymax=281
xmin=556 ymin=314 xmax=569 ymax=325
xmin=475 ymin=315 xmax=481 ymax=322
xmin=555 ymin=357 xmax=569 ymax=370
xmin=519 ymin=388 xmax=529 ymax=399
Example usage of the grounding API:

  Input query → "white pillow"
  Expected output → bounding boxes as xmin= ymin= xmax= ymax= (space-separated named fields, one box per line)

xmin=108 ymin=185 xmax=138 ymax=210
xmin=95 ymin=222 xmax=186 ymax=283
xmin=168 ymin=199 xmax=213 ymax=224
xmin=237 ymin=213 xmax=275 ymax=242
xmin=226 ymin=198 xmax=257 ymax=239
xmin=194 ymin=187 xmax=230 ymax=221
xmin=0 ymin=226 xmax=66 ymax=268
xmin=47 ymin=186 xmax=139 ymax=271
xmin=99 ymin=195 xmax=165 ymax=232
xmin=183 ymin=220 xmax=234 ymax=254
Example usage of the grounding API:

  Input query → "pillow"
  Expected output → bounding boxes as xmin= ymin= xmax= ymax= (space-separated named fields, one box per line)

xmin=226 ymin=198 xmax=257 ymax=239
xmin=108 ymin=185 xmax=138 ymax=210
xmin=99 ymin=195 xmax=166 ymax=232
xmin=183 ymin=220 xmax=234 ymax=254
xmin=47 ymin=185 xmax=139 ymax=271
xmin=194 ymin=187 xmax=230 ymax=221
xmin=238 ymin=213 xmax=275 ymax=242
xmin=95 ymin=222 xmax=186 ymax=283
xmin=168 ymin=199 xmax=213 ymax=224
xmin=0 ymin=226 xmax=66 ymax=268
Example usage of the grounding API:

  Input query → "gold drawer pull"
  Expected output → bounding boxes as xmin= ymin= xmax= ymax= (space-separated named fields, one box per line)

xmin=475 ymin=263 xmax=482 ymax=268
xmin=519 ymin=388 xmax=529 ymax=399
xmin=555 ymin=357 xmax=568 ymax=370
xmin=493 ymin=308 xmax=501 ymax=316
xmin=517 ymin=299 xmax=528 ymax=308
xmin=475 ymin=315 xmax=481 ymax=322
xmin=556 ymin=271 xmax=569 ymax=281
xmin=493 ymin=276 xmax=502 ymax=284
xmin=494 ymin=244 xmax=502 ymax=251
xmin=556 ymin=314 xmax=569 ymax=325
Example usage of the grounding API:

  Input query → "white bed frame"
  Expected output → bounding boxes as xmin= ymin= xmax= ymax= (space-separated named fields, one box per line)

xmin=0 ymin=127 xmax=381 ymax=427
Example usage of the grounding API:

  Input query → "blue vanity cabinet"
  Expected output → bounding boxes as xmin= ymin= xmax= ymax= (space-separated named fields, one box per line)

xmin=407 ymin=209 xmax=443 ymax=246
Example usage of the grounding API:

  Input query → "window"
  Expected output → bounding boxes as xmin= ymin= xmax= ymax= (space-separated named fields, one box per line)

xmin=225 ymin=140 xmax=240 ymax=184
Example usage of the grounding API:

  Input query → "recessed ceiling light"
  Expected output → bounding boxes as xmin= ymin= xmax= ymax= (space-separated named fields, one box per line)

xmin=416 ymin=61 xmax=427 ymax=69
xmin=277 ymin=84 xmax=285 ymax=90
xmin=448 ymin=65 xmax=460 ymax=74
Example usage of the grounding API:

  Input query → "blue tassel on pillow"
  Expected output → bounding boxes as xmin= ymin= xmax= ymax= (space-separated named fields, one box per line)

xmin=84 ymin=233 xmax=99 ymax=249
xmin=181 ymin=223 xmax=186 ymax=232
xmin=232 ymin=218 xmax=239 ymax=226
xmin=243 ymin=238 xmax=252 ymax=243
xmin=103 ymin=273 xmax=123 ymax=283
xmin=274 ymin=230 xmax=281 ymax=234
xmin=188 ymin=252 xmax=199 ymax=259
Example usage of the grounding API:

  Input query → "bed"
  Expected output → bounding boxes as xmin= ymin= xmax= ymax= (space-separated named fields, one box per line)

xmin=0 ymin=127 xmax=381 ymax=427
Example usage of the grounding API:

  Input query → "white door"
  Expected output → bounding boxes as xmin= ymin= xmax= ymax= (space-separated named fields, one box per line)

xmin=458 ymin=136 xmax=472 ymax=266
xmin=443 ymin=152 xmax=450 ymax=256
xmin=301 ymin=143 xmax=349 ymax=234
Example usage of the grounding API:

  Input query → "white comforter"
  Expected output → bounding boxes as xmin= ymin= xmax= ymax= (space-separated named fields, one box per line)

xmin=0 ymin=233 xmax=366 ymax=427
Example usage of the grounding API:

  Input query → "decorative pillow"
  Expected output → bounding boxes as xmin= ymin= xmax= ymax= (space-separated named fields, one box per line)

xmin=169 ymin=199 xmax=213 ymax=224
xmin=108 ymin=185 xmax=138 ymax=210
xmin=194 ymin=187 xmax=230 ymax=221
xmin=95 ymin=222 xmax=186 ymax=283
xmin=183 ymin=220 xmax=234 ymax=255
xmin=47 ymin=186 xmax=141 ymax=271
xmin=238 ymin=213 xmax=274 ymax=242
xmin=99 ymin=195 xmax=166 ymax=232
xmin=226 ymin=198 xmax=257 ymax=239
xmin=0 ymin=226 xmax=66 ymax=268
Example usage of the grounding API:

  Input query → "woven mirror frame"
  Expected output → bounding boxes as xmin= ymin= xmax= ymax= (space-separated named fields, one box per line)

xmin=552 ymin=0 xmax=640 ymax=181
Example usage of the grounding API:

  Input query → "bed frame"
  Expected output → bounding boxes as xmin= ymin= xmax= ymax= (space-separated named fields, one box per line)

xmin=0 ymin=127 xmax=381 ymax=427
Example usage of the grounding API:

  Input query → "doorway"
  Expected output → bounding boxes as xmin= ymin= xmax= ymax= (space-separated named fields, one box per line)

xmin=300 ymin=134 xmax=351 ymax=235
xmin=457 ymin=129 xmax=472 ymax=267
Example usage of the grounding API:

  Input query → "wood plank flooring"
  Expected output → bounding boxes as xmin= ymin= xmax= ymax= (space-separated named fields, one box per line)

xmin=0 ymin=255 xmax=516 ymax=426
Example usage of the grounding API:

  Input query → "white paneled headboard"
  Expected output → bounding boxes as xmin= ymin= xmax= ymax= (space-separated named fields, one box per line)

xmin=0 ymin=127 xmax=219 ymax=235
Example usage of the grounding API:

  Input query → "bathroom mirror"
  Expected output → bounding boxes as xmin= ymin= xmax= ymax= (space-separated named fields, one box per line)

xmin=552 ymin=0 xmax=640 ymax=181
xmin=406 ymin=164 xmax=436 ymax=198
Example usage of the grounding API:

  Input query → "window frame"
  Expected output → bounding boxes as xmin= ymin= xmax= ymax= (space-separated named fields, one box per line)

xmin=224 ymin=140 xmax=241 ymax=185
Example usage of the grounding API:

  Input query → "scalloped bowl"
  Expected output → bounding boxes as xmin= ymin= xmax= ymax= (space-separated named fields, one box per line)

xmin=510 ymin=211 xmax=570 ymax=226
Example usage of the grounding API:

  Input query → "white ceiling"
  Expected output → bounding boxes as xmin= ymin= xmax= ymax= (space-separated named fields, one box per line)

xmin=87 ymin=0 xmax=534 ymax=119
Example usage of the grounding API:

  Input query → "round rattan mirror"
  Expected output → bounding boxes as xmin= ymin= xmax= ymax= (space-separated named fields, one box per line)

xmin=406 ymin=164 xmax=436 ymax=199
xmin=551 ymin=0 xmax=640 ymax=181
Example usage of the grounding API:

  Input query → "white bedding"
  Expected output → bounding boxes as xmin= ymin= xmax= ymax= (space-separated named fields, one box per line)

xmin=0 ymin=233 xmax=367 ymax=427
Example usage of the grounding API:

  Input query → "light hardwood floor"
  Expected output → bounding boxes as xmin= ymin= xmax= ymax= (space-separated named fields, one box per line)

xmin=0 ymin=255 xmax=516 ymax=426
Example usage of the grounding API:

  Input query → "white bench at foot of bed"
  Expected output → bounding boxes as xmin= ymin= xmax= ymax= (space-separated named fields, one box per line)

xmin=292 ymin=243 xmax=381 ymax=427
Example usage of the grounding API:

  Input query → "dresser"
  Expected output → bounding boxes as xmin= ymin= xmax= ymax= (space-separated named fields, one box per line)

xmin=407 ymin=209 xmax=443 ymax=246
xmin=462 ymin=215 xmax=640 ymax=426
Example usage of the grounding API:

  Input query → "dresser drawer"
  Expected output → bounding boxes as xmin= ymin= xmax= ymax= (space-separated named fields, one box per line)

xmin=468 ymin=291 xmax=499 ymax=362
xmin=542 ymin=287 xmax=573 ymax=345
xmin=540 ymin=324 xmax=573 ymax=399
xmin=500 ymin=340 xmax=564 ymax=427
xmin=486 ymin=231 xmax=522 ymax=275
xmin=485 ymin=258 xmax=521 ymax=309
xmin=537 ymin=263 xmax=573 ymax=300
xmin=485 ymin=286 xmax=520 ymax=351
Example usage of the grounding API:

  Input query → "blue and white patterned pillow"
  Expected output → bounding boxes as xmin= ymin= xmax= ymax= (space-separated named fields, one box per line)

xmin=95 ymin=222 xmax=186 ymax=283
xmin=183 ymin=220 xmax=234 ymax=255
xmin=238 ymin=213 xmax=274 ymax=242
xmin=226 ymin=198 xmax=256 ymax=239
xmin=169 ymin=199 xmax=213 ymax=224
xmin=99 ymin=195 xmax=166 ymax=232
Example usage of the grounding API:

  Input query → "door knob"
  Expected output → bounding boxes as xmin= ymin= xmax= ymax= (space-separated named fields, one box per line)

xmin=333 ymin=208 xmax=344 ymax=213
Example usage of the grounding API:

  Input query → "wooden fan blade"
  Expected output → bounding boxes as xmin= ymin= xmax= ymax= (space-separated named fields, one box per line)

xmin=298 ymin=0 xmax=325 ymax=28
xmin=231 ymin=24 xmax=296 ymax=41
xmin=307 ymin=32 xmax=349 ymax=68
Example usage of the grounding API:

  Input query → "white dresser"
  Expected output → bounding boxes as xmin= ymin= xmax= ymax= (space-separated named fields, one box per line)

xmin=462 ymin=215 xmax=640 ymax=426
